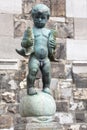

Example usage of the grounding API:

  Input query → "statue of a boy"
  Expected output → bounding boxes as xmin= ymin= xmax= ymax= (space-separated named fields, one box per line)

xmin=16 ymin=4 xmax=56 ymax=95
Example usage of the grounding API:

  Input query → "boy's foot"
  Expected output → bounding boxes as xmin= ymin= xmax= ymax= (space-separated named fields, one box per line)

xmin=27 ymin=87 xmax=37 ymax=95
xmin=42 ymin=87 xmax=52 ymax=95
xmin=16 ymin=49 xmax=26 ymax=57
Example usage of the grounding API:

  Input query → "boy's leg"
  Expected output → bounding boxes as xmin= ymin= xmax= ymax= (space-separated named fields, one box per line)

xmin=27 ymin=55 xmax=39 ymax=95
xmin=41 ymin=58 xmax=51 ymax=94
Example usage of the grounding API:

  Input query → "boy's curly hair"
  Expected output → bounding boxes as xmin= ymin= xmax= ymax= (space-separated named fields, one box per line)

xmin=31 ymin=4 xmax=50 ymax=19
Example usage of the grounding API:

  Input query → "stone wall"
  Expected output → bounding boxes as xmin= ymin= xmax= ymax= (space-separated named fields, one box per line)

xmin=0 ymin=0 xmax=87 ymax=130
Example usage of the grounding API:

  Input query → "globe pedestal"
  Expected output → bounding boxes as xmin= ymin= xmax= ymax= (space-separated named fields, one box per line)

xmin=19 ymin=91 xmax=56 ymax=122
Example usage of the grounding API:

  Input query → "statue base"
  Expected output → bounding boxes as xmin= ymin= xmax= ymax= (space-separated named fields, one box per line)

xmin=28 ymin=116 xmax=54 ymax=123
xmin=19 ymin=91 xmax=56 ymax=121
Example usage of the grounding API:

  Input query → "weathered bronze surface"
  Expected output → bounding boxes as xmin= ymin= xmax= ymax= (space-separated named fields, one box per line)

xmin=16 ymin=4 xmax=56 ymax=95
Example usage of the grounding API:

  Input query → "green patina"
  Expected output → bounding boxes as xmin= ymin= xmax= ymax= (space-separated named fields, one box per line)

xmin=16 ymin=4 xmax=56 ymax=95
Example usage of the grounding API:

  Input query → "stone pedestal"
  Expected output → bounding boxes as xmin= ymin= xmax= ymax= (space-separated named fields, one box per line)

xmin=14 ymin=119 xmax=62 ymax=130
xmin=26 ymin=122 xmax=62 ymax=130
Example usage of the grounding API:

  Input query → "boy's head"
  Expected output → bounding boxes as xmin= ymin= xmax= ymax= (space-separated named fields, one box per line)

xmin=31 ymin=4 xmax=50 ymax=28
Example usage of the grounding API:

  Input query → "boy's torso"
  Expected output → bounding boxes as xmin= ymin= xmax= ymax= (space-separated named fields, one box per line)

xmin=33 ymin=27 xmax=51 ymax=59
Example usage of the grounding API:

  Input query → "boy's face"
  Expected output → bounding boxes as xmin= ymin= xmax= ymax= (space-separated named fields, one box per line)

xmin=33 ymin=12 xmax=48 ymax=28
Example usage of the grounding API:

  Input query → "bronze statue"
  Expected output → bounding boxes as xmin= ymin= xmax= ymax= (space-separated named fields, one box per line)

xmin=16 ymin=4 xmax=56 ymax=95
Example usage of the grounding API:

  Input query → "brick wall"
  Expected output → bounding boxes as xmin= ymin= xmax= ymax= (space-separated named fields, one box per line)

xmin=0 ymin=0 xmax=87 ymax=130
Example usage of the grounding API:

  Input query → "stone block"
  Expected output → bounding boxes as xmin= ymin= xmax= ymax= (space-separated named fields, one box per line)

xmin=57 ymin=22 xmax=74 ymax=38
xmin=14 ymin=18 xmax=33 ymax=38
xmin=55 ymin=112 xmax=74 ymax=124
xmin=51 ymin=62 xmax=65 ymax=78
xmin=76 ymin=112 xmax=85 ymax=123
xmin=2 ymin=92 xmax=16 ymax=103
xmin=68 ymin=124 xmax=87 ymax=130
xmin=56 ymin=100 xmax=69 ymax=112
xmin=14 ymin=19 xmax=27 ymax=37
xmin=26 ymin=122 xmax=62 ymax=130
xmin=14 ymin=124 xmax=26 ymax=130
xmin=14 ymin=19 xmax=33 ymax=37
xmin=0 ymin=72 xmax=10 ymax=90
xmin=49 ymin=17 xmax=65 ymax=23
xmin=0 ymin=0 xmax=22 ymax=14
xmin=65 ymin=64 xmax=72 ymax=81
xmin=73 ymin=73 xmax=87 ymax=88
xmin=0 ymin=59 xmax=20 ymax=70
xmin=19 ymin=89 xmax=27 ymax=100
xmin=50 ymin=0 xmax=65 ymax=17
xmin=74 ymin=18 xmax=87 ymax=40
xmin=73 ymin=88 xmax=87 ymax=100
xmin=56 ymin=43 xmax=66 ymax=59
xmin=46 ymin=20 xmax=58 ymax=31
xmin=61 ymin=87 xmax=72 ymax=99
xmin=72 ymin=61 xmax=87 ymax=88
xmin=69 ymin=124 xmax=80 ymax=130
xmin=14 ymin=60 xmax=27 ymax=82
xmin=23 ymin=1 xmax=34 ymax=14
xmin=72 ymin=61 xmax=87 ymax=74
xmin=47 ymin=21 xmax=73 ymax=38
xmin=14 ymin=115 xmax=27 ymax=127
xmin=79 ymin=124 xmax=87 ymax=130
xmin=0 ymin=14 xmax=13 ymax=37
xmin=0 ymin=115 xmax=13 ymax=129
xmin=66 ymin=0 xmax=87 ymax=18
xmin=8 ymin=80 xmax=18 ymax=90
xmin=66 ymin=39 xmax=87 ymax=60
xmin=0 ymin=37 xmax=24 ymax=59
xmin=59 ymin=81 xmax=72 ymax=99
xmin=0 ymin=102 xmax=7 ymax=115
xmin=7 ymin=103 xmax=19 ymax=114
xmin=56 ymin=39 xmax=66 ymax=59
xmin=70 ymin=101 xmax=86 ymax=111
xmin=85 ymin=113 xmax=87 ymax=123
xmin=66 ymin=18 xmax=74 ymax=24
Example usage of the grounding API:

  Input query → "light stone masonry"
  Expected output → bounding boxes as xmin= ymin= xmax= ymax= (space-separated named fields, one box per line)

xmin=72 ymin=61 xmax=87 ymax=73
xmin=0 ymin=14 xmax=14 ymax=37
xmin=0 ymin=59 xmax=19 ymax=70
xmin=55 ymin=112 xmax=74 ymax=124
xmin=70 ymin=101 xmax=85 ymax=111
xmin=66 ymin=39 xmax=87 ymax=60
xmin=59 ymin=81 xmax=72 ymax=99
xmin=26 ymin=122 xmax=62 ymax=130
xmin=0 ymin=37 xmax=24 ymax=59
xmin=74 ymin=18 xmax=87 ymax=40
xmin=73 ymin=88 xmax=87 ymax=100
xmin=66 ymin=0 xmax=87 ymax=18
xmin=0 ymin=115 xmax=13 ymax=129
xmin=50 ymin=17 xmax=65 ymax=22
xmin=0 ymin=0 xmax=22 ymax=14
